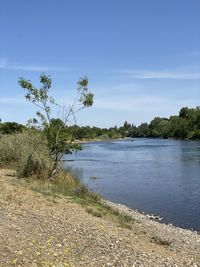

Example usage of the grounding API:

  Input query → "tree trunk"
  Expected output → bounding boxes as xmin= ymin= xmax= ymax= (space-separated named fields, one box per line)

xmin=48 ymin=161 xmax=58 ymax=181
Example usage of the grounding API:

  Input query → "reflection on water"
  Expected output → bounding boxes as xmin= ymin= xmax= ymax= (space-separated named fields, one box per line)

xmin=62 ymin=138 xmax=200 ymax=231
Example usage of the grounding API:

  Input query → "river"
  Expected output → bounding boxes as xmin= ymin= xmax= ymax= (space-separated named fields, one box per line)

xmin=62 ymin=138 xmax=200 ymax=231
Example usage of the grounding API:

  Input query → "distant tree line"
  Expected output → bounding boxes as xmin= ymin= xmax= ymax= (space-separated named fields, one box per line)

xmin=130 ymin=106 xmax=200 ymax=140
xmin=0 ymin=121 xmax=25 ymax=134
xmin=1 ymin=106 xmax=200 ymax=140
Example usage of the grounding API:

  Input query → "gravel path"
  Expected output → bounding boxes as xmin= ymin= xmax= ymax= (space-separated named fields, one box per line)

xmin=0 ymin=169 xmax=200 ymax=267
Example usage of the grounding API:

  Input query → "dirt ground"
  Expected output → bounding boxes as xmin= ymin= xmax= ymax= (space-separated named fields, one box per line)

xmin=0 ymin=169 xmax=200 ymax=267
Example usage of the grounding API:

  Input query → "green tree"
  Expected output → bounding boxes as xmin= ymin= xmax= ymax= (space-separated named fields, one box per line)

xmin=0 ymin=122 xmax=25 ymax=134
xmin=137 ymin=123 xmax=150 ymax=137
xmin=18 ymin=73 xmax=93 ymax=179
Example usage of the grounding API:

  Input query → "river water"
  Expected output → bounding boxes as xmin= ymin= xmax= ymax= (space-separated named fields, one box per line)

xmin=62 ymin=138 xmax=200 ymax=231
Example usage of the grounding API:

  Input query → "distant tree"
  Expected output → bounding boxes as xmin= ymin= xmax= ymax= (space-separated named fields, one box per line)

xmin=18 ymin=73 xmax=93 ymax=179
xmin=0 ymin=122 xmax=25 ymax=134
xmin=123 ymin=121 xmax=131 ymax=130
xmin=149 ymin=117 xmax=170 ymax=138
xmin=137 ymin=123 xmax=150 ymax=137
xmin=179 ymin=107 xmax=188 ymax=118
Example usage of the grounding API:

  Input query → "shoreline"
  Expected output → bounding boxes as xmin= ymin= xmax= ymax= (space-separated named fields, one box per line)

xmin=99 ymin=199 xmax=200 ymax=256
xmin=1 ymin=169 xmax=200 ymax=266
xmin=76 ymin=137 xmax=200 ymax=144
xmin=76 ymin=137 xmax=130 ymax=144
xmin=101 ymin=198 xmax=200 ymax=236
xmin=66 ymin=138 xmax=200 ymax=232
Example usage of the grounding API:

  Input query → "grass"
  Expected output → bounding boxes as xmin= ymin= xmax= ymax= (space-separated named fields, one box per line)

xmin=0 ymin=131 xmax=136 ymax=229
xmin=150 ymin=236 xmax=172 ymax=246
xmin=86 ymin=207 xmax=103 ymax=217
xmin=10 ymin=167 xmax=136 ymax=230
xmin=0 ymin=129 xmax=136 ymax=231
xmin=0 ymin=131 xmax=52 ymax=178
xmin=21 ymin=170 xmax=99 ymax=202
xmin=84 ymin=199 xmax=135 ymax=229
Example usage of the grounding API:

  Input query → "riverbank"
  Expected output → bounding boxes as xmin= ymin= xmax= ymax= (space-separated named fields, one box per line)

xmin=0 ymin=169 xmax=200 ymax=267
xmin=75 ymin=137 xmax=130 ymax=144
xmin=64 ymin=138 xmax=200 ymax=231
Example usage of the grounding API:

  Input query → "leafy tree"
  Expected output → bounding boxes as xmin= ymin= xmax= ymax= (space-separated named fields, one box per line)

xmin=0 ymin=122 xmax=25 ymax=134
xmin=137 ymin=123 xmax=150 ymax=137
xmin=132 ymin=107 xmax=200 ymax=140
xmin=179 ymin=107 xmax=190 ymax=119
xmin=123 ymin=120 xmax=131 ymax=130
xmin=18 ymin=73 xmax=93 ymax=179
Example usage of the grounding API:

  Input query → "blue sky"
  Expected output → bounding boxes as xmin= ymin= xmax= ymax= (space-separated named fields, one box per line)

xmin=0 ymin=0 xmax=200 ymax=127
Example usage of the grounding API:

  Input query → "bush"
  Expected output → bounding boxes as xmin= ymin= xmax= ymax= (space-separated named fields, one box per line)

xmin=100 ymin=133 xmax=110 ymax=140
xmin=192 ymin=130 xmax=200 ymax=140
xmin=0 ymin=130 xmax=53 ymax=178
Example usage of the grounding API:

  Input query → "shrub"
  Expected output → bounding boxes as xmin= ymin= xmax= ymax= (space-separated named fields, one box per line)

xmin=0 ymin=130 xmax=53 ymax=178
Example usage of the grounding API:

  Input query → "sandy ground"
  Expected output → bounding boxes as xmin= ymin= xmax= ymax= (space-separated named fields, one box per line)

xmin=0 ymin=169 xmax=200 ymax=267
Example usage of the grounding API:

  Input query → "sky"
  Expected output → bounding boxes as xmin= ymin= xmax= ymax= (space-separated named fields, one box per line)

xmin=0 ymin=0 xmax=200 ymax=127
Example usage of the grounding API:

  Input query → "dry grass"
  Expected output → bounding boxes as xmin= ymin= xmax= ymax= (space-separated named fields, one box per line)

xmin=0 ymin=130 xmax=52 ymax=178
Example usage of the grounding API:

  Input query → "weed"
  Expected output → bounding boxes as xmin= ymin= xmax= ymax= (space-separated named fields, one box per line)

xmin=86 ymin=207 xmax=103 ymax=217
xmin=0 ymin=130 xmax=52 ymax=178
xmin=150 ymin=236 xmax=171 ymax=246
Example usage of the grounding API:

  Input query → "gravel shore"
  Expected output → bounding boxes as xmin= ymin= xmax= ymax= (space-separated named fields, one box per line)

xmin=0 ymin=169 xmax=200 ymax=267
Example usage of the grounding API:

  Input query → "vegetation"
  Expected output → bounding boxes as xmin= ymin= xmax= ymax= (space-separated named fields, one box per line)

xmin=132 ymin=106 xmax=200 ymax=139
xmin=0 ymin=130 xmax=52 ymax=178
xmin=36 ymin=106 xmax=200 ymax=140
xmin=0 ymin=129 xmax=135 ymax=231
xmin=0 ymin=121 xmax=25 ymax=135
xmin=45 ymin=106 xmax=200 ymax=140
xmin=0 ymin=87 xmax=199 ymax=237
xmin=18 ymin=73 xmax=93 ymax=179
xmin=19 ymin=172 xmax=134 ymax=229
xmin=1 ymin=106 xmax=200 ymax=142
xmin=0 ymin=73 xmax=94 ymax=181
xmin=1 ymin=105 xmax=200 ymax=144
xmin=0 ymin=129 xmax=135 ymax=229
xmin=0 ymin=128 xmax=102 ymax=210
xmin=0 ymin=74 xmax=110 ymax=222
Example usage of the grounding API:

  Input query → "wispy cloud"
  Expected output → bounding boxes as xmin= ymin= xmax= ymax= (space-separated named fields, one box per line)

xmin=121 ymin=69 xmax=200 ymax=80
xmin=94 ymin=95 xmax=170 ymax=112
xmin=0 ymin=58 xmax=70 ymax=72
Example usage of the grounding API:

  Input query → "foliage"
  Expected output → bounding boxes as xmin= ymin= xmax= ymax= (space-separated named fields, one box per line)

xmin=123 ymin=106 xmax=200 ymax=140
xmin=0 ymin=130 xmax=52 ymax=178
xmin=0 ymin=121 xmax=25 ymax=134
xmin=18 ymin=74 xmax=93 ymax=178
xmin=1 ymin=106 xmax=200 ymax=147
xmin=51 ymin=106 xmax=200 ymax=140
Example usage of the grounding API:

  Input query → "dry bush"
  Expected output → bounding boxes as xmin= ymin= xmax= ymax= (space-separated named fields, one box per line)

xmin=0 ymin=130 xmax=52 ymax=178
